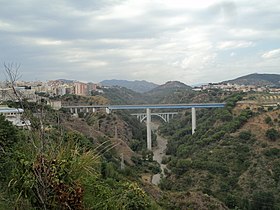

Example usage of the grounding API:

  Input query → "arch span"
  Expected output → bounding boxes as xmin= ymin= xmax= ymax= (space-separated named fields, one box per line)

xmin=131 ymin=112 xmax=178 ymax=123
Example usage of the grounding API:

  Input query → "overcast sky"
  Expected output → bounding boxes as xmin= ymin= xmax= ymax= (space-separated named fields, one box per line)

xmin=0 ymin=0 xmax=279 ymax=85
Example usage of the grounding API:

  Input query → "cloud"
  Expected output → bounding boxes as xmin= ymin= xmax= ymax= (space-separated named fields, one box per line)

xmin=217 ymin=41 xmax=254 ymax=50
xmin=0 ymin=0 xmax=279 ymax=84
xmin=262 ymin=49 xmax=280 ymax=59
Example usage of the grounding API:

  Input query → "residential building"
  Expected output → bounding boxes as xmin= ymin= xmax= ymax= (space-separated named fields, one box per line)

xmin=0 ymin=106 xmax=31 ymax=128
xmin=74 ymin=82 xmax=87 ymax=96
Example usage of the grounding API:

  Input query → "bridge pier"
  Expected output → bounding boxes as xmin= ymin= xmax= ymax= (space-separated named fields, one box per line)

xmin=62 ymin=103 xmax=225 ymax=143
xmin=192 ymin=107 xmax=196 ymax=134
xmin=106 ymin=108 xmax=111 ymax=114
xmin=146 ymin=108 xmax=152 ymax=150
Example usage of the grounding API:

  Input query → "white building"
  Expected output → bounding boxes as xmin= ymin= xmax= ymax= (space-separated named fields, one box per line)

xmin=0 ymin=106 xmax=31 ymax=128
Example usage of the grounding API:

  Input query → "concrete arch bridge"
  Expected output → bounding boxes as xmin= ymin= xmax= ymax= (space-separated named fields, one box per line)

xmin=62 ymin=103 xmax=226 ymax=150
xmin=131 ymin=112 xmax=178 ymax=123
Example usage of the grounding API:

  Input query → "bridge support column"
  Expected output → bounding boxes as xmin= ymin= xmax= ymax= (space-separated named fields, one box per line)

xmin=106 ymin=108 xmax=111 ymax=114
xmin=192 ymin=107 xmax=196 ymax=134
xmin=146 ymin=108 xmax=152 ymax=150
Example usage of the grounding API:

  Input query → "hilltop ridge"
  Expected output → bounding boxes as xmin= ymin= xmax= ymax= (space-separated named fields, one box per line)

xmin=148 ymin=81 xmax=191 ymax=92
xmin=100 ymin=79 xmax=158 ymax=93
xmin=223 ymin=73 xmax=280 ymax=86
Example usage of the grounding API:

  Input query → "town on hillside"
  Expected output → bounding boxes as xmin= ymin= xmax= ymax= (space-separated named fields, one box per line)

xmin=1 ymin=76 xmax=279 ymax=103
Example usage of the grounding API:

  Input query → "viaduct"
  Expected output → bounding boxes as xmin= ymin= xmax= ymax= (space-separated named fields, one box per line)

xmin=62 ymin=103 xmax=226 ymax=150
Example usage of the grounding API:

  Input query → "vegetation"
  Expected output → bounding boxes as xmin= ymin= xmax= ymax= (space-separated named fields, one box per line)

xmin=158 ymin=93 xmax=280 ymax=209
xmin=101 ymin=87 xmax=145 ymax=104
xmin=61 ymin=94 xmax=109 ymax=105
xmin=225 ymin=73 xmax=280 ymax=86
xmin=2 ymin=66 xmax=280 ymax=209
xmin=266 ymin=128 xmax=280 ymax=141
xmin=0 ymin=62 xmax=156 ymax=210
xmin=0 ymin=109 xmax=157 ymax=209
xmin=100 ymin=79 xmax=158 ymax=93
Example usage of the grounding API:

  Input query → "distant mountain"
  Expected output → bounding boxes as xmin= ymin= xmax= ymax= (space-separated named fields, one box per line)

xmin=148 ymin=81 xmax=192 ymax=93
xmin=100 ymin=81 xmax=194 ymax=104
xmin=100 ymin=79 xmax=158 ymax=93
xmin=146 ymin=81 xmax=193 ymax=104
xmin=101 ymin=86 xmax=146 ymax=105
xmin=191 ymin=82 xmax=209 ymax=87
xmin=224 ymin=73 xmax=280 ymax=86
xmin=56 ymin=79 xmax=75 ymax=83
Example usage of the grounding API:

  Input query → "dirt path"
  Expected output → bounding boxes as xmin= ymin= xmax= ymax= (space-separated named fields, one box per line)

xmin=151 ymin=122 xmax=168 ymax=185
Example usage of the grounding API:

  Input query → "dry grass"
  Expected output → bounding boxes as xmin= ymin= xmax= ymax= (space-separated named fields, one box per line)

xmin=236 ymin=109 xmax=280 ymax=147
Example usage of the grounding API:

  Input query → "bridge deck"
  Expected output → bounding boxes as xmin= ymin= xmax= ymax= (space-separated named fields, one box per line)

xmin=131 ymin=112 xmax=178 ymax=115
xmin=63 ymin=103 xmax=226 ymax=110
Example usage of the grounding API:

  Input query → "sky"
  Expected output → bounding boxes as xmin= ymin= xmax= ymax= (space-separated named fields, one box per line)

xmin=0 ymin=0 xmax=279 ymax=85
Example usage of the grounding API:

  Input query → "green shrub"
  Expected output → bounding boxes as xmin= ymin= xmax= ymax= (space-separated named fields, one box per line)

xmin=161 ymin=156 xmax=170 ymax=164
xmin=266 ymin=128 xmax=279 ymax=141
xmin=265 ymin=116 xmax=272 ymax=125
xmin=264 ymin=148 xmax=280 ymax=157
xmin=239 ymin=130 xmax=252 ymax=140
xmin=251 ymin=191 xmax=276 ymax=210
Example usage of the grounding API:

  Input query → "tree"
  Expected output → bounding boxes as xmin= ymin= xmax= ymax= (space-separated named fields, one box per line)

xmin=251 ymin=191 xmax=276 ymax=210
xmin=265 ymin=116 xmax=272 ymax=125
xmin=266 ymin=128 xmax=279 ymax=141
xmin=0 ymin=115 xmax=18 ymax=154
xmin=239 ymin=130 xmax=252 ymax=141
xmin=0 ymin=115 xmax=19 ymax=183
xmin=1 ymin=64 xmax=154 ymax=209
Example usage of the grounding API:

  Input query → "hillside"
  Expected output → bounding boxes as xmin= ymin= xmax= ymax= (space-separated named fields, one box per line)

xmin=101 ymin=86 xmax=146 ymax=104
xmin=158 ymin=93 xmax=280 ymax=209
xmin=98 ymin=81 xmax=228 ymax=105
xmin=58 ymin=91 xmax=280 ymax=209
xmin=224 ymin=73 xmax=280 ymax=86
xmin=148 ymin=81 xmax=191 ymax=92
xmin=2 ymin=84 xmax=280 ymax=209
xmin=145 ymin=81 xmax=193 ymax=104
xmin=100 ymin=79 xmax=159 ymax=93
xmin=93 ymin=81 xmax=201 ymax=105
xmin=0 ymin=103 xmax=162 ymax=209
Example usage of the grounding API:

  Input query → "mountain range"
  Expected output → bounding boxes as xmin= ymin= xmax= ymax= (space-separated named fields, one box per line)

xmin=100 ymin=79 xmax=158 ymax=93
xmin=223 ymin=73 xmax=280 ymax=86
xmin=148 ymin=81 xmax=191 ymax=92
xmin=54 ymin=73 xmax=280 ymax=94
xmin=100 ymin=73 xmax=280 ymax=93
